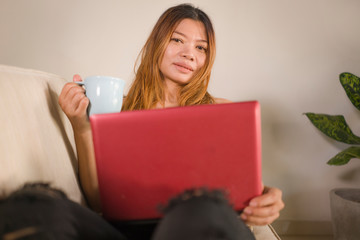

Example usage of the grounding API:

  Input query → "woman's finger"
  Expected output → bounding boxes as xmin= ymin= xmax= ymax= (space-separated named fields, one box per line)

xmin=75 ymin=95 xmax=89 ymax=115
xmin=243 ymin=201 xmax=284 ymax=218
xmin=73 ymin=74 xmax=83 ymax=82
xmin=249 ymin=187 xmax=282 ymax=208
xmin=59 ymin=83 xmax=87 ymax=116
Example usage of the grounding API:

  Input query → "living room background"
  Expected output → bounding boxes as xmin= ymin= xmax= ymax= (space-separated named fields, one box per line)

xmin=1 ymin=0 xmax=360 ymax=235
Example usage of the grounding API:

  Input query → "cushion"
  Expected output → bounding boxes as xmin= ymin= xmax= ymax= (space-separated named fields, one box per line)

xmin=0 ymin=64 xmax=84 ymax=204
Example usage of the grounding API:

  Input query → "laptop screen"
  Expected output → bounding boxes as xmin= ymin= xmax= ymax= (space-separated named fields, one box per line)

xmin=90 ymin=101 xmax=262 ymax=221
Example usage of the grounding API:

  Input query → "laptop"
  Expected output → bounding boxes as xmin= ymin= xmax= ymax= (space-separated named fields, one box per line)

xmin=90 ymin=101 xmax=262 ymax=221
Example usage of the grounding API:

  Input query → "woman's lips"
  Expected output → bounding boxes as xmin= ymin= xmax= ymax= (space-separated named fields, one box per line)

xmin=174 ymin=63 xmax=193 ymax=73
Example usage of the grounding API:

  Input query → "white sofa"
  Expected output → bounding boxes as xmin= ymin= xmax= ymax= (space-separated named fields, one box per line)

xmin=0 ymin=64 xmax=280 ymax=239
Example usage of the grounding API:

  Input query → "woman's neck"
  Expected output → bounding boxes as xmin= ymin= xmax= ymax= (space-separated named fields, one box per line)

xmin=156 ymin=79 xmax=181 ymax=109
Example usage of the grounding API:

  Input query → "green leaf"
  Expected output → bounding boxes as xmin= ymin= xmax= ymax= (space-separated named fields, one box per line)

xmin=305 ymin=113 xmax=360 ymax=144
xmin=327 ymin=146 xmax=360 ymax=165
xmin=340 ymin=72 xmax=360 ymax=111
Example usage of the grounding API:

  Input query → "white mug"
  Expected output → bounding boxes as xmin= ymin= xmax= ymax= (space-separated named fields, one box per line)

xmin=77 ymin=76 xmax=125 ymax=116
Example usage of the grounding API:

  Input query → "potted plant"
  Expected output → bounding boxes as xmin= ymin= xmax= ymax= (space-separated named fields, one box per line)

xmin=305 ymin=72 xmax=360 ymax=240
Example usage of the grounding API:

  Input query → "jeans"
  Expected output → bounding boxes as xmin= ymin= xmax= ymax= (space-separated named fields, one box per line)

xmin=0 ymin=183 xmax=254 ymax=240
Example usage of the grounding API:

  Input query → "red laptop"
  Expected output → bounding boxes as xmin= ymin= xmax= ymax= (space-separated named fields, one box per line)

xmin=90 ymin=101 xmax=262 ymax=221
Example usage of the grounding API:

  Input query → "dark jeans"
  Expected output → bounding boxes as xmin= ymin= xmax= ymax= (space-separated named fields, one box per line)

xmin=0 ymin=183 xmax=255 ymax=240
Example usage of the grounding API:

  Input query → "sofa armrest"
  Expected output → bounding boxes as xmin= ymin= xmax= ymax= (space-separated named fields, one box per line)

xmin=0 ymin=64 xmax=84 ymax=204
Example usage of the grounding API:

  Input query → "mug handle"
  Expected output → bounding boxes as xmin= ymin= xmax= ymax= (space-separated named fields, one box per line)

xmin=74 ymin=81 xmax=90 ymax=116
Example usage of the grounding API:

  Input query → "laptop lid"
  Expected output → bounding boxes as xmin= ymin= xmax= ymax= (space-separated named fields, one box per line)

xmin=90 ymin=101 xmax=262 ymax=221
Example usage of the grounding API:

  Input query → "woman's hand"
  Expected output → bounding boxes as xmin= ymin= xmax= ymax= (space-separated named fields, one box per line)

xmin=240 ymin=186 xmax=284 ymax=226
xmin=58 ymin=74 xmax=90 ymax=133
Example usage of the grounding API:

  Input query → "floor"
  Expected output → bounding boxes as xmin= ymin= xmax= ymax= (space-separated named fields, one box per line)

xmin=280 ymin=235 xmax=333 ymax=240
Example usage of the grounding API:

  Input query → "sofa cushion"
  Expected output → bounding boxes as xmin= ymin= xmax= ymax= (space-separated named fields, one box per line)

xmin=0 ymin=64 xmax=84 ymax=204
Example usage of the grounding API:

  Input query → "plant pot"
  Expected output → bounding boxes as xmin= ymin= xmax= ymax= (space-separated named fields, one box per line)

xmin=330 ymin=188 xmax=360 ymax=240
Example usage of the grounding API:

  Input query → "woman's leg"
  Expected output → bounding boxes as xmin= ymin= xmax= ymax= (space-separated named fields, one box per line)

xmin=152 ymin=188 xmax=255 ymax=240
xmin=0 ymin=183 xmax=127 ymax=240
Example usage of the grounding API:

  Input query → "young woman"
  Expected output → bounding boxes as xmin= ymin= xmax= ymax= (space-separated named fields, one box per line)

xmin=59 ymin=3 xmax=284 ymax=228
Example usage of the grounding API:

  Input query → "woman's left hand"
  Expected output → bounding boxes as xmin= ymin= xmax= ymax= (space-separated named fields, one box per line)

xmin=240 ymin=186 xmax=284 ymax=226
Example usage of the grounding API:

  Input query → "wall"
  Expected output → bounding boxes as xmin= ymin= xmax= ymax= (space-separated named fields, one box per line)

xmin=1 ymin=0 xmax=360 ymax=234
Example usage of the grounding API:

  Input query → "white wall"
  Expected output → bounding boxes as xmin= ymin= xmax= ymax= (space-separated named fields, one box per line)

xmin=1 ymin=0 xmax=360 ymax=225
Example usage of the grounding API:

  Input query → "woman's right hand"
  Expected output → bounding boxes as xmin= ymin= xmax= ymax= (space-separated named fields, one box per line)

xmin=58 ymin=74 xmax=90 ymax=133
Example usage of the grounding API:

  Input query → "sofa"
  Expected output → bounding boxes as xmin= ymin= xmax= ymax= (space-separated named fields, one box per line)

xmin=0 ymin=64 xmax=280 ymax=239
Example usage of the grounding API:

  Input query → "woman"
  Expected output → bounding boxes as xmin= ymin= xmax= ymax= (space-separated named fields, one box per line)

xmin=59 ymin=3 xmax=284 ymax=229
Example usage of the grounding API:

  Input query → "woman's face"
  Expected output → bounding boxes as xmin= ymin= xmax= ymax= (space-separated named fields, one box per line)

xmin=160 ymin=19 xmax=208 ymax=86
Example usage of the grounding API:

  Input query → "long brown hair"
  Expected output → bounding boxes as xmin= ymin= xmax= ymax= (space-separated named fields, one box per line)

xmin=122 ymin=4 xmax=216 ymax=111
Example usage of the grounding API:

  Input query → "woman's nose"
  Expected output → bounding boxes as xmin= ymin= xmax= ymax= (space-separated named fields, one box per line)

xmin=180 ymin=45 xmax=195 ymax=61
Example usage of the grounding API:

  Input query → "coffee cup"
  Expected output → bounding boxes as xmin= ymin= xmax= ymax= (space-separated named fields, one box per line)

xmin=76 ymin=76 xmax=125 ymax=116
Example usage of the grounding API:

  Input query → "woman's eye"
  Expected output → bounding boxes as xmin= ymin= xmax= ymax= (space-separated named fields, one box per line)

xmin=171 ymin=38 xmax=182 ymax=43
xmin=197 ymin=46 xmax=207 ymax=52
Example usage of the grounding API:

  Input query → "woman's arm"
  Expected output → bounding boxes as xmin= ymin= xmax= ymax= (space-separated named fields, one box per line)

xmin=58 ymin=74 xmax=101 ymax=212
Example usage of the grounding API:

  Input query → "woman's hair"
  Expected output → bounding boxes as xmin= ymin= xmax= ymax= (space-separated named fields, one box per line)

xmin=122 ymin=4 xmax=216 ymax=111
